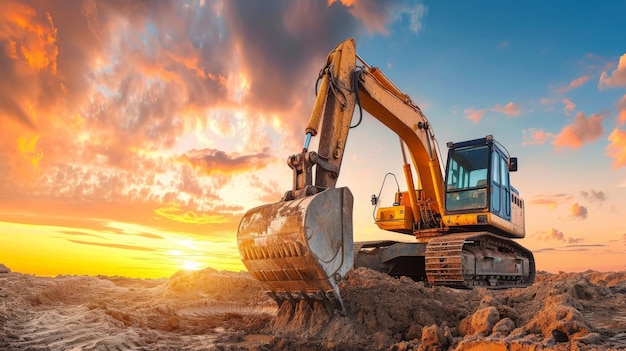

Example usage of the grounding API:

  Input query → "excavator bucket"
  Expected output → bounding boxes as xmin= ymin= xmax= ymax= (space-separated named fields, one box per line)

xmin=237 ymin=187 xmax=354 ymax=314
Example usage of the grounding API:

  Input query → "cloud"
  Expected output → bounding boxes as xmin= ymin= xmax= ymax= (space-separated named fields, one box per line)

xmin=562 ymin=98 xmax=575 ymax=115
xmin=534 ymin=227 xmax=584 ymax=245
xmin=154 ymin=202 xmax=230 ymax=225
xmin=528 ymin=194 xmax=572 ymax=208
xmin=58 ymin=230 xmax=106 ymax=240
xmin=3 ymin=0 xmax=416 ymax=235
xmin=568 ymin=75 xmax=590 ymax=90
xmin=580 ymin=190 xmax=607 ymax=203
xmin=599 ymin=53 xmax=626 ymax=90
xmin=391 ymin=1 xmax=428 ymax=34
xmin=464 ymin=107 xmax=486 ymax=124
xmin=250 ymin=174 xmax=285 ymax=203
xmin=569 ymin=202 xmax=588 ymax=220
xmin=522 ymin=128 xmax=554 ymax=146
xmin=566 ymin=237 xmax=584 ymax=244
xmin=553 ymin=75 xmax=590 ymax=94
xmin=329 ymin=0 xmax=428 ymax=35
xmin=181 ymin=148 xmax=272 ymax=176
xmin=66 ymin=239 xmax=157 ymax=252
xmin=491 ymin=102 xmax=521 ymax=116
xmin=537 ymin=227 xmax=565 ymax=241
xmin=607 ymin=127 xmax=626 ymax=169
xmin=561 ymin=243 xmax=602 ymax=251
xmin=464 ymin=101 xmax=521 ymax=123
xmin=552 ymin=111 xmax=605 ymax=149
xmin=498 ymin=41 xmax=508 ymax=49
xmin=616 ymin=94 xmax=626 ymax=125
xmin=137 ymin=232 xmax=165 ymax=239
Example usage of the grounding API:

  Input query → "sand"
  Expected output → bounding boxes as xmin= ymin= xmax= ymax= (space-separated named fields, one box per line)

xmin=0 ymin=263 xmax=624 ymax=350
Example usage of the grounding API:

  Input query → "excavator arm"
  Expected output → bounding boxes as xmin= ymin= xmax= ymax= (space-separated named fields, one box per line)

xmin=284 ymin=38 xmax=445 ymax=229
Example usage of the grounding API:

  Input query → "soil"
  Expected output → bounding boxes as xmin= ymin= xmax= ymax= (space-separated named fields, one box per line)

xmin=0 ymin=263 xmax=624 ymax=350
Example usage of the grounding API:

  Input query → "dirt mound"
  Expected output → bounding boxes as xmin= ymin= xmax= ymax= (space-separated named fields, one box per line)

xmin=264 ymin=269 xmax=626 ymax=350
xmin=1 ymin=265 xmax=624 ymax=350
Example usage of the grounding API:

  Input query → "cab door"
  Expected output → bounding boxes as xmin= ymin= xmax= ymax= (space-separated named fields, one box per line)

xmin=490 ymin=150 xmax=511 ymax=221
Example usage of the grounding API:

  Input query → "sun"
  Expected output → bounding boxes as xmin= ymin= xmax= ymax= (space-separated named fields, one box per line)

xmin=167 ymin=249 xmax=203 ymax=271
xmin=182 ymin=260 xmax=202 ymax=271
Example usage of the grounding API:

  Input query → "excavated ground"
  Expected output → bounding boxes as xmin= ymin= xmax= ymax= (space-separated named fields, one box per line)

xmin=1 ymin=263 xmax=625 ymax=350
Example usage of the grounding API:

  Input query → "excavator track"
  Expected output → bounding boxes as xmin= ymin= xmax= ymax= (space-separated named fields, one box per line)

xmin=425 ymin=232 xmax=535 ymax=288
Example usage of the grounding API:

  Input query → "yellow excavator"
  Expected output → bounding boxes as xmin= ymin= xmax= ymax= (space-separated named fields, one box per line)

xmin=237 ymin=38 xmax=535 ymax=314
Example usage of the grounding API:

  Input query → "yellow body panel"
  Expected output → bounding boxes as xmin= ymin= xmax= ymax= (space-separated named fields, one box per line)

xmin=442 ymin=212 xmax=525 ymax=238
xmin=375 ymin=205 xmax=413 ymax=232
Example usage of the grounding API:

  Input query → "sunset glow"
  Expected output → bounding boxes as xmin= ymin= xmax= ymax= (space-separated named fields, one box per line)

xmin=1 ymin=0 xmax=625 ymax=278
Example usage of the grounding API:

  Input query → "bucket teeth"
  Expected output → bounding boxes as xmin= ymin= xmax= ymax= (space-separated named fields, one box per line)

xmin=240 ymin=241 xmax=305 ymax=261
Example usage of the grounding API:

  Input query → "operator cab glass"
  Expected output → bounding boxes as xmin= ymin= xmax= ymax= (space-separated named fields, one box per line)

xmin=445 ymin=145 xmax=489 ymax=212
xmin=444 ymin=136 xmax=515 ymax=220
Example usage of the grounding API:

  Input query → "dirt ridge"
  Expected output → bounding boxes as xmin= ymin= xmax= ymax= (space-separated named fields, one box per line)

xmin=0 ymin=264 xmax=624 ymax=350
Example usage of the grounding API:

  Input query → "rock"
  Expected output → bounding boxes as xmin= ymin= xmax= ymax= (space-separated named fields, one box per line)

xmin=572 ymin=332 xmax=602 ymax=345
xmin=496 ymin=305 xmax=520 ymax=324
xmin=478 ymin=294 xmax=501 ymax=309
xmin=459 ymin=306 xmax=500 ymax=336
xmin=455 ymin=340 xmax=508 ymax=351
xmin=492 ymin=317 xmax=515 ymax=336
xmin=405 ymin=324 xmax=422 ymax=340
xmin=0 ymin=264 xmax=10 ymax=273
xmin=420 ymin=324 xmax=448 ymax=350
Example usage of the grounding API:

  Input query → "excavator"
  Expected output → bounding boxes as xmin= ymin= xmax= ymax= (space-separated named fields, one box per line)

xmin=237 ymin=38 xmax=535 ymax=314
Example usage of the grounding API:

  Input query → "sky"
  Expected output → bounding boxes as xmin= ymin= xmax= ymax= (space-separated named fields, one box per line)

xmin=1 ymin=0 xmax=625 ymax=278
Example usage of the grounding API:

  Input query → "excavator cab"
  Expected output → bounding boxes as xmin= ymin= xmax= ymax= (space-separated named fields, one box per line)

xmin=442 ymin=135 xmax=525 ymax=239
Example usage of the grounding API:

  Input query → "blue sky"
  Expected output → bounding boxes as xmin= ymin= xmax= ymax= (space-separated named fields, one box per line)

xmin=0 ymin=0 xmax=624 ymax=276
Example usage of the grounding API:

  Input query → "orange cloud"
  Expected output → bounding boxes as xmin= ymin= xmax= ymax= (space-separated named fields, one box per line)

xmin=66 ymin=239 xmax=157 ymax=252
xmin=537 ymin=227 xmax=565 ymax=241
xmin=465 ymin=102 xmax=521 ymax=123
xmin=535 ymin=228 xmax=584 ymax=244
xmin=551 ymin=75 xmax=590 ymax=94
xmin=568 ymin=75 xmax=590 ymax=89
xmin=0 ymin=1 xmax=59 ymax=73
xmin=464 ymin=107 xmax=486 ymax=124
xmin=607 ymin=127 xmax=626 ymax=169
xmin=522 ymin=128 xmax=554 ymax=146
xmin=250 ymin=175 xmax=284 ymax=203
xmin=599 ymin=53 xmax=626 ymax=90
xmin=154 ymin=202 xmax=233 ymax=225
xmin=0 ymin=0 xmax=375 ymax=228
xmin=562 ymin=98 xmax=575 ymax=115
xmin=569 ymin=203 xmax=588 ymax=220
xmin=528 ymin=194 xmax=572 ymax=208
xmin=181 ymin=148 xmax=273 ymax=176
xmin=616 ymin=94 xmax=626 ymax=125
xmin=491 ymin=102 xmax=521 ymax=116
xmin=0 ymin=0 xmax=430 ymax=254
xmin=552 ymin=111 xmax=605 ymax=149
